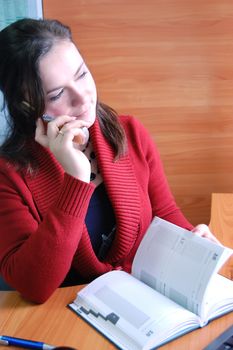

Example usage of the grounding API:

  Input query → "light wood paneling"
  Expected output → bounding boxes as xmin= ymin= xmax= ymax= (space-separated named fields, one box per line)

xmin=43 ymin=0 xmax=233 ymax=225
xmin=209 ymin=193 xmax=233 ymax=279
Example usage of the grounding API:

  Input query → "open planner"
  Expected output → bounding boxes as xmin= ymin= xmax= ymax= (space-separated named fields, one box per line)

xmin=69 ymin=216 xmax=233 ymax=350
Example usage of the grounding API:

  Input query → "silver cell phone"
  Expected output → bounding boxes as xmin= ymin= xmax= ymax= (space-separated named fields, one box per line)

xmin=42 ymin=114 xmax=89 ymax=145
xmin=42 ymin=114 xmax=54 ymax=122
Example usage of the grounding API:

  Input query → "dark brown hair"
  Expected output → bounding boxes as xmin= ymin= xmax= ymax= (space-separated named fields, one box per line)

xmin=0 ymin=18 xmax=126 ymax=171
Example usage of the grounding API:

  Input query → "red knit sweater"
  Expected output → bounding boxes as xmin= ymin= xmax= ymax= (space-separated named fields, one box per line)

xmin=0 ymin=115 xmax=193 ymax=303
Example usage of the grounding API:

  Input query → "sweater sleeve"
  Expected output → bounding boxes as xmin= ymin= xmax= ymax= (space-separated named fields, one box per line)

xmin=0 ymin=168 xmax=95 ymax=303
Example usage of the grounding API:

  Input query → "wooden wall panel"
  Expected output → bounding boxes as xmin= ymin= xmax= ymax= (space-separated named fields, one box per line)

xmin=43 ymin=0 xmax=233 ymax=226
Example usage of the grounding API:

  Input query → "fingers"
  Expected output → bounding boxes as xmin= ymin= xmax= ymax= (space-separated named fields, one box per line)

xmin=36 ymin=115 xmax=90 ymax=154
xmin=192 ymin=224 xmax=222 ymax=245
xmin=68 ymin=127 xmax=89 ymax=145
xmin=46 ymin=115 xmax=89 ymax=130
xmin=56 ymin=127 xmax=89 ymax=151
xmin=45 ymin=116 xmax=89 ymax=142
xmin=45 ymin=115 xmax=76 ymax=139
xmin=35 ymin=118 xmax=49 ymax=147
xmin=35 ymin=115 xmax=91 ymax=180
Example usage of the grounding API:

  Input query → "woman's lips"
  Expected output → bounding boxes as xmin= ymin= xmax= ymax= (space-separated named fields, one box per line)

xmin=75 ymin=107 xmax=90 ymax=119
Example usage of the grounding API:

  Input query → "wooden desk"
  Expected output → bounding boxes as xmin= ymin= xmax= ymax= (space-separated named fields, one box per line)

xmin=0 ymin=285 xmax=233 ymax=350
xmin=0 ymin=193 xmax=232 ymax=350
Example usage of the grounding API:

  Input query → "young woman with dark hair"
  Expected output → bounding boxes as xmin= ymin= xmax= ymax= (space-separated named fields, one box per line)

xmin=0 ymin=18 xmax=218 ymax=303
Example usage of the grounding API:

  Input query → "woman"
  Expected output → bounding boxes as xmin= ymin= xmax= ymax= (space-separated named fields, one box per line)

xmin=0 ymin=18 xmax=217 ymax=303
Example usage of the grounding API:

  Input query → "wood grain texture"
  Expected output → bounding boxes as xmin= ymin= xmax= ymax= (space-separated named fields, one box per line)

xmin=43 ymin=0 xmax=233 ymax=225
xmin=0 ymin=286 xmax=117 ymax=350
xmin=209 ymin=193 xmax=233 ymax=279
xmin=0 ymin=285 xmax=233 ymax=350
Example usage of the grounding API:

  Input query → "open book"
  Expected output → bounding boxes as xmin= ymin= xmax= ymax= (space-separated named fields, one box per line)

xmin=68 ymin=217 xmax=233 ymax=350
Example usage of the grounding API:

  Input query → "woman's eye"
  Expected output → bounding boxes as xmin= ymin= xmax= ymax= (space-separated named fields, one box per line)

xmin=79 ymin=71 xmax=88 ymax=79
xmin=49 ymin=89 xmax=64 ymax=101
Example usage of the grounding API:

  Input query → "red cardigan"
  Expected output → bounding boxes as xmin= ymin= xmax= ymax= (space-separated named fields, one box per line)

xmin=0 ymin=115 xmax=193 ymax=303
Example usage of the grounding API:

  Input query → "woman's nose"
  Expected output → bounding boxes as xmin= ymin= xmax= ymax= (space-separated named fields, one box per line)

xmin=71 ymin=86 xmax=85 ymax=107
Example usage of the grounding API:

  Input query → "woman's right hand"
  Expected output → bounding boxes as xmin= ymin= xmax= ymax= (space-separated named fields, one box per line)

xmin=35 ymin=116 xmax=91 ymax=182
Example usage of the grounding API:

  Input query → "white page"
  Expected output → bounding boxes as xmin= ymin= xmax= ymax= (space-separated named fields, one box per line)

xmin=201 ymin=273 xmax=233 ymax=323
xmin=71 ymin=271 xmax=200 ymax=350
xmin=132 ymin=217 xmax=232 ymax=316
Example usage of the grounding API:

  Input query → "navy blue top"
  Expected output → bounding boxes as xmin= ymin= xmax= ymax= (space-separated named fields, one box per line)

xmin=61 ymin=182 xmax=115 ymax=287
xmin=85 ymin=182 xmax=116 ymax=254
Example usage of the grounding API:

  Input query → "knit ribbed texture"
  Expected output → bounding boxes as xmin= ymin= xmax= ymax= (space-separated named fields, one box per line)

xmin=26 ymin=146 xmax=64 ymax=216
xmin=89 ymin=119 xmax=141 ymax=265
xmin=55 ymin=174 xmax=95 ymax=217
xmin=64 ymin=118 xmax=143 ymax=278
xmin=0 ymin=116 xmax=193 ymax=302
xmin=26 ymin=144 xmax=95 ymax=218
xmin=26 ymin=125 xmax=142 ymax=277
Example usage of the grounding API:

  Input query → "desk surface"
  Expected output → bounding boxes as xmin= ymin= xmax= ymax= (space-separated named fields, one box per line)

xmin=0 ymin=285 xmax=233 ymax=350
xmin=0 ymin=193 xmax=232 ymax=350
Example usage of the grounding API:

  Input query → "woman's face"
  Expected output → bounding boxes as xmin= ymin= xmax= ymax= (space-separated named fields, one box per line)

xmin=39 ymin=40 xmax=97 ymax=128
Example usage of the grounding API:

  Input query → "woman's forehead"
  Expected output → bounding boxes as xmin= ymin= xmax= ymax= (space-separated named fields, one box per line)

xmin=39 ymin=40 xmax=83 ymax=90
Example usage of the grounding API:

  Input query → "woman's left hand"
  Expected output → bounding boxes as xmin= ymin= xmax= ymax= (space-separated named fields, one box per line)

xmin=191 ymin=224 xmax=222 ymax=245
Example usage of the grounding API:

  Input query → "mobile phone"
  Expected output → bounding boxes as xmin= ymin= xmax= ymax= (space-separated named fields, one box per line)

xmin=41 ymin=114 xmax=89 ymax=145
xmin=42 ymin=114 xmax=54 ymax=122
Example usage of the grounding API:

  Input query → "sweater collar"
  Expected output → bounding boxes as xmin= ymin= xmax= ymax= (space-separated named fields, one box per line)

xmin=89 ymin=118 xmax=141 ymax=264
xmin=25 ymin=116 xmax=141 ymax=266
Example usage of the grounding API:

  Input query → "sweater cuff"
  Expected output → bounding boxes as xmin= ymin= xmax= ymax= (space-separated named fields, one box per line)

xmin=55 ymin=173 xmax=95 ymax=217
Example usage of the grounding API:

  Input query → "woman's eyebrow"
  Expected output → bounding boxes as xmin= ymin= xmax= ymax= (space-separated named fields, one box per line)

xmin=74 ymin=61 xmax=85 ymax=78
xmin=47 ymin=62 xmax=85 ymax=94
